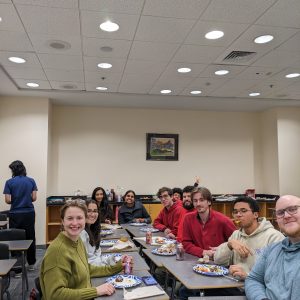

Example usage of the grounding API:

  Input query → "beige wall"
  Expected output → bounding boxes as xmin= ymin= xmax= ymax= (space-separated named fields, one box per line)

xmin=277 ymin=108 xmax=300 ymax=195
xmin=0 ymin=96 xmax=49 ymax=245
xmin=49 ymin=106 xmax=260 ymax=196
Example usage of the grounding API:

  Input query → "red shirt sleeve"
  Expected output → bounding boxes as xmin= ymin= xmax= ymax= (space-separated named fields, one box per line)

xmin=153 ymin=209 xmax=166 ymax=232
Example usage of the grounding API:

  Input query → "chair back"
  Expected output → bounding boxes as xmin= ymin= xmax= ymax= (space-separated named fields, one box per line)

xmin=0 ymin=229 xmax=26 ymax=241
xmin=0 ymin=243 xmax=9 ymax=259
xmin=0 ymin=214 xmax=7 ymax=221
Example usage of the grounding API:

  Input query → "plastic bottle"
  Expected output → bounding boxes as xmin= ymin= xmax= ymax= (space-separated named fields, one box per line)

xmin=146 ymin=230 xmax=152 ymax=244
xmin=123 ymin=257 xmax=132 ymax=274
xmin=176 ymin=242 xmax=185 ymax=260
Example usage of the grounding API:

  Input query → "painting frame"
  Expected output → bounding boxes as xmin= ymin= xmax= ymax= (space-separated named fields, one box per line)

xmin=146 ymin=133 xmax=179 ymax=161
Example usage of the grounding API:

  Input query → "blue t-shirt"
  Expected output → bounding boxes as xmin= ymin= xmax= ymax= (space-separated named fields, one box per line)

xmin=3 ymin=176 xmax=37 ymax=213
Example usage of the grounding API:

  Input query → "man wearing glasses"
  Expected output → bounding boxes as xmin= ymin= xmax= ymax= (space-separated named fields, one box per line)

xmin=153 ymin=187 xmax=185 ymax=239
xmin=245 ymin=195 xmax=300 ymax=300
xmin=214 ymin=196 xmax=284 ymax=281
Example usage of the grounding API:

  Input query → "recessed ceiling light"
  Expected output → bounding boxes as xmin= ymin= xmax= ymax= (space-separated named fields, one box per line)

xmin=96 ymin=86 xmax=108 ymax=91
xmin=61 ymin=84 xmax=77 ymax=89
xmin=26 ymin=82 xmax=39 ymax=88
xmin=0 ymin=17 xmax=2 ymax=22
xmin=205 ymin=30 xmax=224 ymax=40
xmin=254 ymin=35 xmax=274 ymax=44
xmin=285 ymin=73 xmax=300 ymax=78
xmin=47 ymin=40 xmax=71 ymax=50
xmin=190 ymin=90 xmax=202 ymax=95
xmin=160 ymin=89 xmax=171 ymax=94
xmin=8 ymin=56 xmax=26 ymax=64
xmin=100 ymin=46 xmax=113 ymax=52
xmin=97 ymin=63 xmax=112 ymax=69
xmin=249 ymin=92 xmax=260 ymax=97
xmin=100 ymin=21 xmax=119 ymax=32
xmin=177 ymin=67 xmax=191 ymax=73
xmin=215 ymin=70 xmax=229 ymax=76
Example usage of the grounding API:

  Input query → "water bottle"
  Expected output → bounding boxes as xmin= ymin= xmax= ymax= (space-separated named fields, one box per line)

xmin=176 ymin=242 xmax=184 ymax=260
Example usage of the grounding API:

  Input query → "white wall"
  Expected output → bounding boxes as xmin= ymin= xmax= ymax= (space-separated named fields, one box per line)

xmin=49 ymin=106 xmax=260 ymax=196
xmin=0 ymin=96 xmax=49 ymax=245
xmin=277 ymin=108 xmax=300 ymax=195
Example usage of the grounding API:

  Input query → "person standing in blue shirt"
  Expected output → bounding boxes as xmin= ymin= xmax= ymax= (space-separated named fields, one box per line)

xmin=3 ymin=160 xmax=38 ymax=269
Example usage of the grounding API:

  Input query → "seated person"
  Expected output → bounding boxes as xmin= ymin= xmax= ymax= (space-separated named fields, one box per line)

xmin=182 ymin=187 xmax=236 ymax=258
xmin=214 ymin=196 xmax=284 ymax=280
xmin=153 ymin=187 xmax=185 ymax=239
xmin=81 ymin=200 xmax=132 ymax=266
xmin=245 ymin=195 xmax=300 ymax=300
xmin=40 ymin=199 xmax=131 ymax=299
xmin=172 ymin=187 xmax=183 ymax=203
xmin=92 ymin=187 xmax=114 ymax=224
xmin=118 ymin=190 xmax=151 ymax=224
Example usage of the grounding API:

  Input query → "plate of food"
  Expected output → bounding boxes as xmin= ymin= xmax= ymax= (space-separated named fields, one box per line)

xmin=140 ymin=227 xmax=159 ymax=233
xmin=100 ymin=240 xmax=118 ymax=247
xmin=130 ymin=222 xmax=147 ymax=226
xmin=152 ymin=237 xmax=176 ymax=245
xmin=106 ymin=275 xmax=142 ymax=288
xmin=193 ymin=264 xmax=229 ymax=276
xmin=100 ymin=229 xmax=113 ymax=236
xmin=151 ymin=243 xmax=176 ymax=256
xmin=101 ymin=253 xmax=122 ymax=262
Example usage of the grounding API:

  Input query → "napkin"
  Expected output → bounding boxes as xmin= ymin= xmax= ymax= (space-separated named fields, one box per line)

xmin=109 ymin=240 xmax=134 ymax=251
xmin=123 ymin=286 xmax=165 ymax=300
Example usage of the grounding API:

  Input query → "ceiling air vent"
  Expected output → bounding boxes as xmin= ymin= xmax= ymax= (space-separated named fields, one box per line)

xmin=223 ymin=51 xmax=256 ymax=63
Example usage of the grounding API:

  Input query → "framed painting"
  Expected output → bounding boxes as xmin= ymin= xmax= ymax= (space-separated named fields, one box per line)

xmin=146 ymin=133 xmax=179 ymax=161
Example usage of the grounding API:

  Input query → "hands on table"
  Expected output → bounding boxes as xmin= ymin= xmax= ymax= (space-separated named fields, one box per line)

xmin=229 ymin=265 xmax=248 ymax=280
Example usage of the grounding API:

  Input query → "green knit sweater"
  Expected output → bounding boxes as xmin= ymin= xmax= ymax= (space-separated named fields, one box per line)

xmin=40 ymin=232 xmax=122 ymax=300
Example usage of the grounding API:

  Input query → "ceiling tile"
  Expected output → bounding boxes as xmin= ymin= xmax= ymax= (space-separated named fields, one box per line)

xmin=172 ymin=44 xmax=224 ymax=64
xmin=156 ymin=73 xmax=195 ymax=89
xmin=50 ymin=81 xmax=84 ymax=90
xmin=13 ymin=0 xmax=78 ymax=8
xmin=256 ymin=0 xmax=300 ymax=28
xmin=0 ymin=3 xmax=25 ymax=31
xmin=38 ymin=54 xmax=83 ymax=70
xmin=14 ymin=78 xmax=51 ymax=89
xmin=83 ymin=37 xmax=131 ymax=58
xmin=135 ymin=16 xmax=195 ymax=43
xmin=29 ymin=33 xmax=82 ymax=55
xmin=124 ymin=60 xmax=168 ymax=77
xmin=198 ymin=64 xmax=246 ymax=78
xmin=157 ymin=62 xmax=207 ymax=78
xmin=275 ymin=32 xmax=300 ymax=52
xmin=0 ymin=51 xmax=41 ymax=67
xmin=185 ymin=20 xmax=249 ymax=47
xmin=237 ymin=66 xmax=283 ymax=80
xmin=187 ymin=77 xmax=230 ymax=95
xmin=83 ymin=56 xmax=126 ymax=73
xmin=80 ymin=10 xmax=140 ymax=40
xmin=79 ymin=0 xmax=144 ymax=14
xmin=84 ymin=71 xmax=122 ymax=85
xmin=0 ymin=31 xmax=33 ymax=51
xmin=44 ymin=69 xmax=84 ymax=82
xmin=85 ymin=82 xmax=118 ymax=93
xmin=15 ymin=5 xmax=80 ymax=35
xmin=252 ymin=50 xmax=300 ymax=67
xmin=201 ymin=0 xmax=276 ymax=23
xmin=143 ymin=0 xmax=211 ymax=19
xmin=149 ymin=85 xmax=184 ymax=96
xmin=129 ymin=41 xmax=179 ymax=62
xmin=118 ymin=73 xmax=157 ymax=94
xmin=4 ymin=66 xmax=47 ymax=80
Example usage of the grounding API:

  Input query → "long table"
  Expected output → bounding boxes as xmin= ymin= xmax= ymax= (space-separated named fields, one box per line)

xmin=1 ymin=240 xmax=33 ymax=300
xmin=0 ymin=259 xmax=17 ymax=300
xmin=189 ymin=297 xmax=247 ymax=300
xmin=101 ymin=238 xmax=139 ymax=253
xmin=92 ymin=270 xmax=169 ymax=300
xmin=101 ymin=228 xmax=130 ymax=240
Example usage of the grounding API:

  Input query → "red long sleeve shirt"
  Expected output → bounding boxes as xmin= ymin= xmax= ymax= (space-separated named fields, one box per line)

xmin=153 ymin=201 xmax=185 ymax=236
xmin=182 ymin=209 xmax=236 ymax=257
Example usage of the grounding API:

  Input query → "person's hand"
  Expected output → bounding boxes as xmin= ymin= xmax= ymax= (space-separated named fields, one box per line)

xmin=202 ymin=249 xmax=215 ymax=258
xmin=228 ymin=240 xmax=253 ymax=258
xmin=166 ymin=233 xmax=176 ymax=239
xmin=229 ymin=265 xmax=248 ymax=280
xmin=195 ymin=176 xmax=200 ymax=185
xmin=105 ymin=219 xmax=112 ymax=224
xmin=96 ymin=283 xmax=115 ymax=296
xmin=136 ymin=218 xmax=145 ymax=223
xmin=164 ymin=228 xmax=171 ymax=235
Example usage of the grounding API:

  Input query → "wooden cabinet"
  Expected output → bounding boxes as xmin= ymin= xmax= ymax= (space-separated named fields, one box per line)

xmin=46 ymin=205 xmax=62 ymax=244
xmin=144 ymin=203 xmax=163 ymax=222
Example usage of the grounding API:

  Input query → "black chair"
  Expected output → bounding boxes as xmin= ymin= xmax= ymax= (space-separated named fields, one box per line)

xmin=34 ymin=277 xmax=42 ymax=300
xmin=0 ymin=213 xmax=8 ymax=229
xmin=0 ymin=229 xmax=28 ymax=289
xmin=0 ymin=243 xmax=12 ymax=300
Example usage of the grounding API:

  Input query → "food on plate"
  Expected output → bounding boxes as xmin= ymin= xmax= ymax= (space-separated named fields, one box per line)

xmin=233 ymin=220 xmax=241 ymax=226
xmin=194 ymin=264 xmax=224 ymax=273
xmin=155 ymin=237 xmax=165 ymax=244
xmin=115 ymin=275 xmax=124 ymax=282
xmin=157 ymin=243 xmax=176 ymax=254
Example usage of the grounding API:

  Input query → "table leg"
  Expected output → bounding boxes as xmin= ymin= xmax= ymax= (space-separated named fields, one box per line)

xmin=21 ymin=251 xmax=26 ymax=300
xmin=0 ymin=276 xmax=3 ymax=300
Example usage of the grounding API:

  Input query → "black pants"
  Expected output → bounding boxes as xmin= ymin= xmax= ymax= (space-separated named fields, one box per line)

xmin=9 ymin=211 xmax=36 ymax=265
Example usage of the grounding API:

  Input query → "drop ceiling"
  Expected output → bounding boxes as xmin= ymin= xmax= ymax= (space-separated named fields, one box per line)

xmin=0 ymin=0 xmax=300 ymax=111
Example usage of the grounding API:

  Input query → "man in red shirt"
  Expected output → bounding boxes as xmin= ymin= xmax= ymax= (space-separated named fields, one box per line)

xmin=177 ymin=185 xmax=196 ymax=242
xmin=182 ymin=187 xmax=236 ymax=258
xmin=153 ymin=187 xmax=184 ymax=239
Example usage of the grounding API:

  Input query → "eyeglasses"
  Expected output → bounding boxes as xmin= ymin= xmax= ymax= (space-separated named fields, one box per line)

xmin=275 ymin=205 xmax=300 ymax=219
xmin=159 ymin=194 xmax=170 ymax=200
xmin=232 ymin=208 xmax=252 ymax=216
xmin=87 ymin=209 xmax=98 ymax=214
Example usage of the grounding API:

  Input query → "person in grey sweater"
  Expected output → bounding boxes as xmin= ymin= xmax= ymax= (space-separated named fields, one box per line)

xmin=245 ymin=195 xmax=300 ymax=300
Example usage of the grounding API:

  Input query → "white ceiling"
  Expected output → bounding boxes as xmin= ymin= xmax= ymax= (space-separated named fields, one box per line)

xmin=0 ymin=0 xmax=300 ymax=111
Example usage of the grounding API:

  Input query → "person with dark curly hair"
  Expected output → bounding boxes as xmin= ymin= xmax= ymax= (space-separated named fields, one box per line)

xmin=3 ymin=160 xmax=37 ymax=270
xmin=91 ymin=187 xmax=114 ymax=224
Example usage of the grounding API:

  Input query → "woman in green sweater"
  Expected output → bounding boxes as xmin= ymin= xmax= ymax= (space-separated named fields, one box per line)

xmin=40 ymin=199 xmax=130 ymax=300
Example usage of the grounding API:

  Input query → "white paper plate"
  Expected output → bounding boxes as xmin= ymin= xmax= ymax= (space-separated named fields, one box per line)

xmin=106 ymin=275 xmax=142 ymax=288
xmin=100 ymin=240 xmax=117 ymax=247
xmin=100 ymin=229 xmax=113 ymax=236
xmin=140 ymin=227 xmax=159 ymax=232
xmin=130 ymin=223 xmax=147 ymax=226
xmin=193 ymin=264 xmax=229 ymax=276
xmin=151 ymin=248 xmax=176 ymax=256
xmin=101 ymin=253 xmax=122 ymax=261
